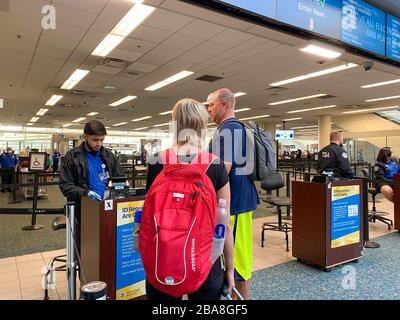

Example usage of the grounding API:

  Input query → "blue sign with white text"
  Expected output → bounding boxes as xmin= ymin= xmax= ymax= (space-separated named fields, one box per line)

xmin=387 ymin=14 xmax=400 ymax=61
xmin=219 ymin=0 xmax=276 ymax=19
xmin=276 ymin=0 xmax=342 ymax=39
xmin=341 ymin=0 xmax=386 ymax=56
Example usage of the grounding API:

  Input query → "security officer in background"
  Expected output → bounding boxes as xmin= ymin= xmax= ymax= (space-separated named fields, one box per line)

xmin=59 ymin=120 xmax=123 ymax=250
xmin=0 ymin=147 xmax=20 ymax=192
xmin=318 ymin=131 xmax=354 ymax=179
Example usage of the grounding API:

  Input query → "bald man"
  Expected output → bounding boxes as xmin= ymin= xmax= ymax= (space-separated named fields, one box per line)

xmin=207 ymin=88 xmax=259 ymax=300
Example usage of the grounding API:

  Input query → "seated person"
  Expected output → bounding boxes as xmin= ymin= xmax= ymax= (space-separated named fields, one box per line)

xmin=373 ymin=147 xmax=400 ymax=203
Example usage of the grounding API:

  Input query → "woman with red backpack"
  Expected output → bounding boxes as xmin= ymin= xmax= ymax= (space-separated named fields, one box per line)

xmin=139 ymin=98 xmax=235 ymax=300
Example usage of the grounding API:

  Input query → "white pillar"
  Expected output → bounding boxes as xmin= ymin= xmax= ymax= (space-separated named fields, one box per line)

xmin=318 ymin=115 xmax=331 ymax=150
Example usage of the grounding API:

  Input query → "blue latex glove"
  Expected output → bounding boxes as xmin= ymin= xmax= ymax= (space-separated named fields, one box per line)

xmin=87 ymin=190 xmax=103 ymax=201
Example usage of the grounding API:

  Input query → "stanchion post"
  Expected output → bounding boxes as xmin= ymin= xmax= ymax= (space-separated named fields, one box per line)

xmin=22 ymin=172 xmax=44 ymax=230
xmin=66 ymin=202 xmax=77 ymax=300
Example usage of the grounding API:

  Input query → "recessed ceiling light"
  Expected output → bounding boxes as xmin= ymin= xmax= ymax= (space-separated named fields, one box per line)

xmin=159 ymin=110 xmax=173 ymax=115
xmin=234 ymin=92 xmax=247 ymax=98
xmin=36 ymin=109 xmax=49 ymax=116
xmin=145 ymin=71 xmax=194 ymax=91
xmin=235 ymin=108 xmax=251 ymax=113
xmin=283 ymin=117 xmax=302 ymax=121
xmin=239 ymin=115 xmax=270 ymax=121
xmin=270 ymin=64 xmax=358 ymax=87
xmin=342 ymin=106 xmax=399 ymax=114
xmin=27 ymin=123 xmax=33 ymax=126
xmin=135 ymin=127 xmax=149 ymax=131
xmin=365 ymin=95 xmax=400 ymax=102
xmin=87 ymin=112 xmax=99 ymax=116
xmin=132 ymin=116 xmax=152 ymax=122
xmin=113 ymin=122 xmax=128 ymax=127
xmin=0 ymin=99 xmax=3 ymax=109
xmin=287 ymin=105 xmax=337 ymax=114
xmin=61 ymin=69 xmax=90 ymax=90
xmin=268 ymin=93 xmax=327 ymax=105
xmin=361 ymin=79 xmax=400 ymax=89
xmin=72 ymin=117 xmax=87 ymax=123
xmin=104 ymin=85 xmax=116 ymax=90
xmin=30 ymin=117 xmax=39 ymax=123
xmin=45 ymin=95 xmax=63 ymax=106
xmin=109 ymin=96 xmax=137 ymax=107
xmin=63 ymin=124 xmax=72 ymax=127
xmin=153 ymin=123 xmax=170 ymax=127
xmin=297 ymin=41 xmax=344 ymax=59
xmin=290 ymin=125 xmax=318 ymax=129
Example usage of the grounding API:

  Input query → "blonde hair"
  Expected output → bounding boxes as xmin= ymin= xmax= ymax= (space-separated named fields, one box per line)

xmin=172 ymin=98 xmax=209 ymax=147
xmin=330 ymin=131 xmax=343 ymax=142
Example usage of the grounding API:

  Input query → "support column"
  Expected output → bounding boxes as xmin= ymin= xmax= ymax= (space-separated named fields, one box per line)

xmin=318 ymin=115 xmax=331 ymax=150
xmin=264 ymin=121 xmax=277 ymax=137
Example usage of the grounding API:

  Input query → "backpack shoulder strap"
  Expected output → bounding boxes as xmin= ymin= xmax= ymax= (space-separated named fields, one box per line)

xmin=160 ymin=148 xmax=180 ymax=168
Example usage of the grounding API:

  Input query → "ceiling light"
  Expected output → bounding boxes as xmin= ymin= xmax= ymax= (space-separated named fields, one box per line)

xmin=72 ymin=117 xmax=87 ymax=123
xmin=30 ymin=117 xmax=39 ymax=123
xmin=111 ymin=3 xmax=155 ymax=37
xmin=298 ymin=41 xmax=344 ymax=59
xmin=365 ymin=95 xmax=400 ymax=102
xmin=92 ymin=34 xmax=124 ymax=57
xmin=268 ymin=93 xmax=327 ymax=105
xmin=145 ymin=71 xmax=194 ymax=91
xmin=0 ymin=99 xmax=3 ymax=108
xmin=113 ymin=122 xmax=128 ymax=127
xmin=235 ymin=108 xmax=251 ymax=113
xmin=45 ymin=95 xmax=63 ymax=106
xmin=234 ymin=92 xmax=247 ymax=98
xmin=36 ymin=109 xmax=48 ymax=116
xmin=290 ymin=125 xmax=318 ymax=129
xmin=283 ymin=118 xmax=302 ymax=121
xmin=135 ymin=127 xmax=149 ymax=131
xmin=27 ymin=123 xmax=33 ymax=126
xmin=239 ymin=115 xmax=270 ymax=121
xmin=361 ymin=79 xmax=400 ymax=89
xmin=109 ymin=96 xmax=137 ymax=106
xmin=343 ymin=106 xmax=399 ymax=114
xmin=159 ymin=110 xmax=173 ymax=115
xmin=153 ymin=123 xmax=170 ymax=127
xmin=63 ymin=124 xmax=72 ymax=127
xmin=287 ymin=105 xmax=337 ymax=114
xmin=132 ymin=116 xmax=152 ymax=122
xmin=271 ymin=64 xmax=358 ymax=87
xmin=61 ymin=69 xmax=90 ymax=90
xmin=87 ymin=112 xmax=99 ymax=116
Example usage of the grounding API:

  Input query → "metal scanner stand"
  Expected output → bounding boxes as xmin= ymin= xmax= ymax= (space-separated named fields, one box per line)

xmin=66 ymin=202 xmax=78 ymax=300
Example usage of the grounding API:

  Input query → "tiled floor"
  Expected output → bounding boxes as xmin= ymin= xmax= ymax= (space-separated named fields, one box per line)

xmin=0 ymin=195 xmax=396 ymax=300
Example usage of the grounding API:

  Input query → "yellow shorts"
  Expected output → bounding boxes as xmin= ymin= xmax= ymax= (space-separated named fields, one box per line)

xmin=230 ymin=211 xmax=252 ymax=281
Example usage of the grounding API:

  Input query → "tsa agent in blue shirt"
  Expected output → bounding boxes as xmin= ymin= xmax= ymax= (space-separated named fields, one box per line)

xmin=83 ymin=144 xmax=109 ymax=201
xmin=207 ymin=88 xmax=259 ymax=300
xmin=0 ymin=147 xmax=20 ymax=192
xmin=386 ymin=159 xmax=399 ymax=179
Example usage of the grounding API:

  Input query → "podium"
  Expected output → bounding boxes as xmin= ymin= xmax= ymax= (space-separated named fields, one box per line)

xmin=394 ymin=174 xmax=400 ymax=231
xmin=81 ymin=196 xmax=146 ymax=300
xmin=292 ymin=179 xmax=364 ymax=271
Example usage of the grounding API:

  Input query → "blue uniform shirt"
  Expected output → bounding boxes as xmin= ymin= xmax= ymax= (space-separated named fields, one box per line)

xmin=0 ymin=153 xmax=20 ymax=168
xmin=385 ymin=160 xmax=399 ymax=179
xmin=209 ymin=118 xmax=259 ymax=215
xmin=52 ymin=152 xmax=61 ymax=164
xmin=83 ymin=145 xmax=108 ymax=198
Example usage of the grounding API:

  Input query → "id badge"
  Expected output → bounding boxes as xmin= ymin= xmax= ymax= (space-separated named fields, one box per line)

xmin=99 ymin=171 xmax=109 ymax=183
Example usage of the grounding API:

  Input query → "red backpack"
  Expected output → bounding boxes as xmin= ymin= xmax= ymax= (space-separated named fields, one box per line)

xmin=139 ymin=148 xmax=217 ymax=298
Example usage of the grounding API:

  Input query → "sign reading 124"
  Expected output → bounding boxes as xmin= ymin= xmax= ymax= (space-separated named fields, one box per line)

xmin=276 ymin=0 xmax=342 ymax=39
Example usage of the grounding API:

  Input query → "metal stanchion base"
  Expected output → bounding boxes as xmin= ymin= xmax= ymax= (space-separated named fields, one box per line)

xmin=22 ymin=224 xmax=44 ymax=231
xmin=365 ymin=241 xmax=380 ymax=249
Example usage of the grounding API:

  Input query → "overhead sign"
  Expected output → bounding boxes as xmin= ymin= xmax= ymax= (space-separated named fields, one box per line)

xmin=29 ymin=152 xmax=47 ymax=172
xmin=219 ymin=0 xmax=276 ymax=19
xmin=387 ymin=14 xmax=400 ymax=61
xmin=277 ymin=0 xmax=342 ymax=39
xmin=341 ymin=0 xmax=386 ymax=56
xmin=275 ymin=130 xmax=294 ymax=141
xmin=331 ymin=185 xmax=360 ymax=248
xmin=116 ymin=200 xmax=145 ymax=300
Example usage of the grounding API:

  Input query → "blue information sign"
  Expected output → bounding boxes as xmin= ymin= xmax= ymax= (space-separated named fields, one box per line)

xmin=331 ymin=185 xmax=360 ymax=248
xmin=387 ymin=14 xmax=400 ymax=61
xmin=276 ymin=0 xmax=342 ymax=39
xmin=341 ymin=0 xmax=386 ymax=56
xmin=219 ymin=0 xmax=276 ymax=19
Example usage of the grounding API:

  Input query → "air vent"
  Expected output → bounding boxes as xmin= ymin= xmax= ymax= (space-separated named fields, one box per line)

xmin=195 ymin=75 xmax=224 ymax=82
xmin=70 ymin=90 xmax=88 ymax=95
xmin=101 ymin=58 xmax=131 ymax=69
xmin=317 ymin=94 xmax=336 ymax=99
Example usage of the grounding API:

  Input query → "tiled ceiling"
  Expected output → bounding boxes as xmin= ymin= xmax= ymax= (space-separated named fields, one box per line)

xmin=1 ymin=0 xmax=400 ymax=133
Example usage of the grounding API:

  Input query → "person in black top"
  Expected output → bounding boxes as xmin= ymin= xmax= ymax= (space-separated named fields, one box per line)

xmin=318 ymin=131 xmax=354 ymax=178
xmin=373 ymin=147 xmax=399 ymax=203
xmin=145 ymin=98 xmax=234 ymax=300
